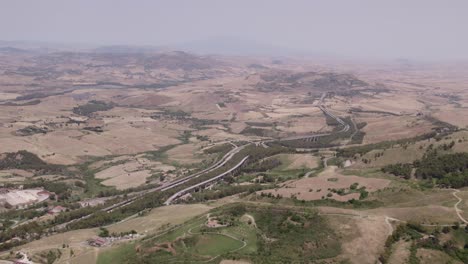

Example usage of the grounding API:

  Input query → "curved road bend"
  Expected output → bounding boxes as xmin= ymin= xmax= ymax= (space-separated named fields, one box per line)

xmin=279 ymin=93 xmax=349 ymax=143
xmin=53 ymin=144 xmax=248 ymax=229
xmin=164 ymin=156 xmax=249 ymax=205
xmin=104 ymin=143 xmax=248 ymax=212
xmin=160 ymin=144 xmax=247 ymax=192
xmin=52 ymin=93 xmax=348 ymax=229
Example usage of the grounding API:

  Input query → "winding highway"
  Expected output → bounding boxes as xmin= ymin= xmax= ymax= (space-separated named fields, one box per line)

xmin=160 ymin=144 xmax=247 ymax=192
xmin=279 ymin=92 xmax=349 ymax=142
xmin=121 ymin=92 xmax=348 ymax=206
xmin=53 ymin=143 xmax=249 ymax=230
xmin=164 ymin=156 xmax=249 ymax=205
xmin=45 ymin=91 xmax=352 ymax=230
xmin=104 ymin=142 xmax=249 ymax=210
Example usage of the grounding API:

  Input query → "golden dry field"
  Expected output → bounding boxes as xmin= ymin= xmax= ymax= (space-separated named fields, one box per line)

xmin=0 ymin=48 xmax=468 ymax=264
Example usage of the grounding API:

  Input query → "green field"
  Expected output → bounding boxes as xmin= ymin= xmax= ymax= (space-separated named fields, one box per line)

xmin=97 ymin=203 xmax=340 ymax=263
xmin=184 ymin=233 xmax=244 ymax=256
xmin=98 ymin=243 xmax=138 ymax=264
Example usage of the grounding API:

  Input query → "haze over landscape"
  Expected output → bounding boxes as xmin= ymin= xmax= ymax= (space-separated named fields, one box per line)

xmin=2 ymin=0 xmax=468 ymax=59
xmin=1 ymin=1 xmax=468 ymax=264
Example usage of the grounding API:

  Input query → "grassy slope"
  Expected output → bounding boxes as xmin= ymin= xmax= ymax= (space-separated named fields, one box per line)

xmin=97 ymin=203 xmax=340 ymax=263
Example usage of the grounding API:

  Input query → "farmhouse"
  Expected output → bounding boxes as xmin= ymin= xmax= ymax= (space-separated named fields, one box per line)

xmin=88 ymin=237 xmax=108 ymax=247
xmin=48 ymin=205 xmax=66 ymax=214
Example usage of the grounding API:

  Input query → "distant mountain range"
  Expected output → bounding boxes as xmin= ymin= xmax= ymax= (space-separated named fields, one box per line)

xmin=0 ymin=38 xmax=316 ymax=57
xmin=171 ymin=36 xmax=305 ymax=56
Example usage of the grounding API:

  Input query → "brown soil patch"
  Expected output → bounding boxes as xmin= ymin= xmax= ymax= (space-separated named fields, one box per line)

xmin=107 ymin=204 xmax=212 ymax=234
xmin=416 ymin=248 xmax=462 ymax=264
xmin=369 ymin=206 xmax=459 ymax=224
xmin=351 ymin=93 xmax=425 ymax=114
xmin=388 ymin=240 xmax=411 ymax=264
xmin=116 ymin=93 xmax=174 ymax=109
xmin=321 ymin=207 xmax=387 ymax=263
xmin=433 ymin=105 xmax=468 ymax=128
xmin=101 ymin=170 xmax=151 ymax=190
xmin=335 ymin=215 xmax=389 ymax=264
xmin=260 ymin=166 xmax=389 ymax=202
xmin=166 ymin=143 xmax=203 ymax=164
xmin=281 ymin=153 xmax=320 ymax=169
xmin=358 ymin=115 xmax=434 ymax=144
xmin=95 ymin=158 xmax=176 ymax=189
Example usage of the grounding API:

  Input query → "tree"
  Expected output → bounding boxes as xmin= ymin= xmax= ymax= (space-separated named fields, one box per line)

xmin=359 ymin=190 xmax=368 ymax=200
xmin=98 ymin=227 xmax=109 ymax=237
xmin=442 ymin=226 xmax=450 ymax=234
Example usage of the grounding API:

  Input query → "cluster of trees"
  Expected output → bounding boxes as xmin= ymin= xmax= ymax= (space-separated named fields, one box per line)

xmin=337 ymin=132 xmax=436 ymax=158
xmin=0 ymin=220 xmax=14 ymax=232
xmin=241 ymin=145 xmax=292 ymax=164
xmin=243 ymin=158 xmax=282 ymax=173
xmin=424 ymin=115 xmax=458 ymax=132
xmin=16 ymin=125 xmax=48 ymax=136
xmin=1 ymin=202 xmax=49 ymax=221
xmin=351 ymin=131 xmax=366 ymax=144
xmin=259 ymin=192 xmax=282 ymax=199
xmin=151 ymin=109 xmax=190 ymax=120
xmin=46 ymin=249 xmax=61 ymax=264
xmin=251 ymin=206 xmax=340 ymax=262
xmin=66 ymin=190 xmax=170 ymax=230
xmin=220 ymin=203 xmax=247 ymax=217
xmin=379 ymin=223 xmax=424 ymax=264
xmin=15 ymin=92 xmax=49 ymax=101
xmin=98 ymin=227 xmax=109 ymax=237
xmin=382 ymin=163 xmax=412 ymax=179
xmin=0 ymin=221 xmax=43 ymax=251
xmin=359 ymin=190 xmax=369 ymax=200
xmin=3 ymin=99 xmax=41 ymax=106
xmin=254 ymin=174 xmax=276 ymax=183
xmin=195 ymin=135 xmax=209 ymax=141
xmin=439 ymin=140 xmax=456 ymax=151
xmin=152 ymin=109 xmax=219 ymax=129
xmin=97 ymin=227 xmax=136 ymax=238
xmin=51 ymin=206 xmax=101 ymax=226
xmin=328 ymin=184 xmax=368 ymax=199
xmin=190 ymin=184 xmax=267 ymax=202
xmin=415 ymin=152 xmax=468 ymax=179
xmin=356 ymin=122 xmax=368 ymax=129
xmin=203 ymin=143 xmax=232 ymax=154
xmin=382 ymin=152 xmax=468 ymax=188
xmin=72 ymin=100 xmax=114 ymax=116
xmin=240 ymin=127 xmax=275 ymax=137
xmin=438 ymin=172 xmax=468 ymax=189
xmin=244 ymin=121 xmax=273 ymax=127
xmin=0 ymin=150 xmax=65 ymax=174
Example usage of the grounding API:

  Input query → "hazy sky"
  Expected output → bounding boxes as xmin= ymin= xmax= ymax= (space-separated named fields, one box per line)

xmin=1 ymin=0 xmax=467 ymax=60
